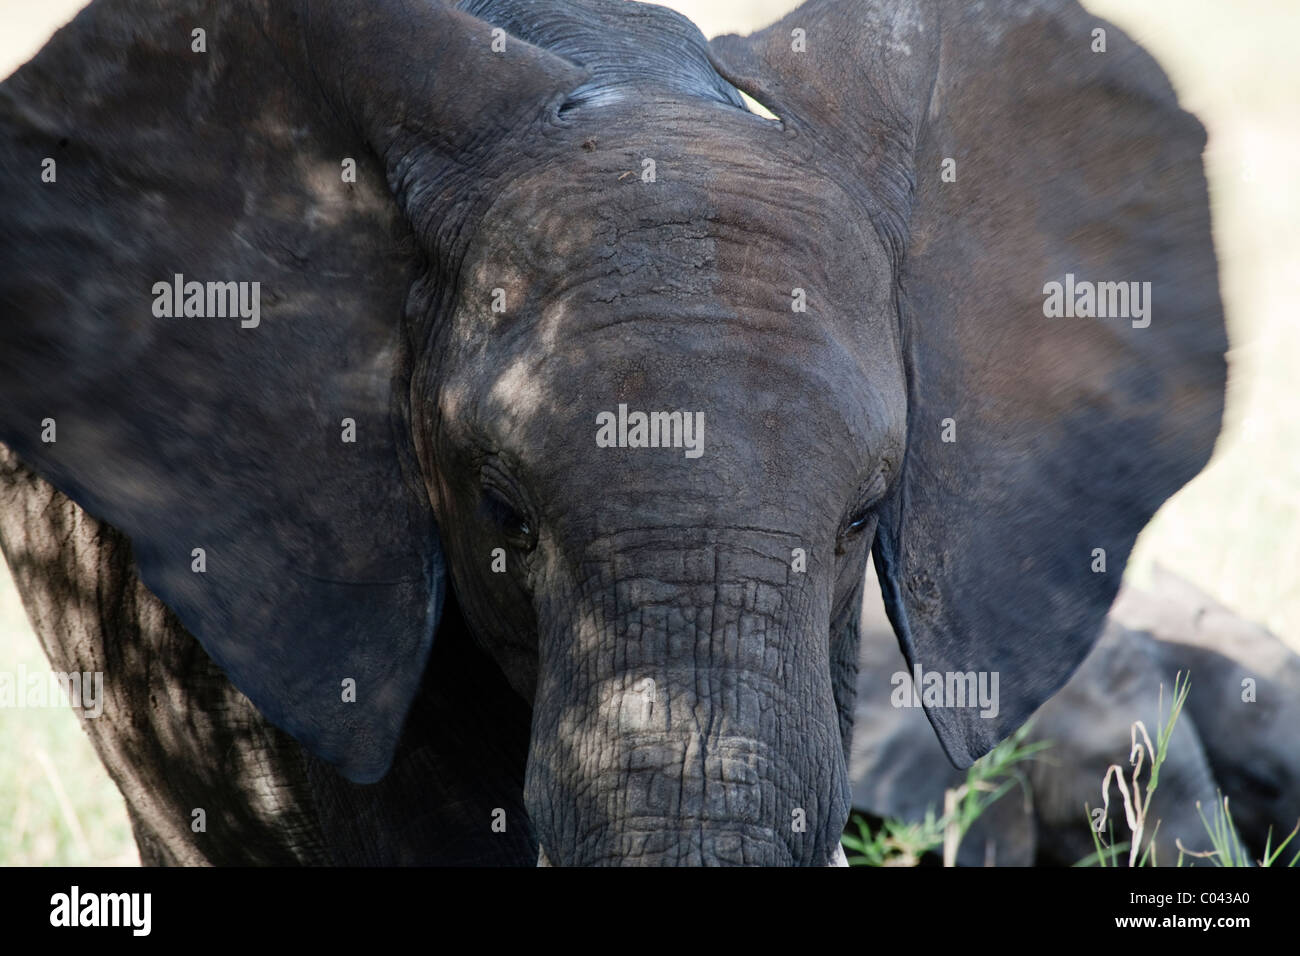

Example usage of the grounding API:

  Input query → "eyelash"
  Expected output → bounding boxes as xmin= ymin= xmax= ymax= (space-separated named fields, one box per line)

xmin=480 ymin=470 xmax=537 ymax=551
xmin=838 ymin=466 xmax=891 ymax=544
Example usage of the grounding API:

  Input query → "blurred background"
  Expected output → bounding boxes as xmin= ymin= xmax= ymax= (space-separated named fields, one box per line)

xmin=1 ymin=0 xmax=1295 ymax=865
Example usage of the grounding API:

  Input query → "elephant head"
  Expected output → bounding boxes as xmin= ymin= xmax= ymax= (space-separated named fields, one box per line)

xmin=0 ymin=0 xmax=1225 ymax=865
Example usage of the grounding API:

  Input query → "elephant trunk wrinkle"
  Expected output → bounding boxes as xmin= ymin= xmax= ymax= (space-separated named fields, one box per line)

xmin=525 ymin=538 xmax=849 ymax=866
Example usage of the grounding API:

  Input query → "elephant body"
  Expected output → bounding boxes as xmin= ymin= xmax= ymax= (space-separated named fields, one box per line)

xmin=852 ymin=567 xmax=1299 ymax=866
xmin=0 ymin=0 xmax=1227 ymax=865
xmin=1114 ymin=571 xmax=1300 ymax=855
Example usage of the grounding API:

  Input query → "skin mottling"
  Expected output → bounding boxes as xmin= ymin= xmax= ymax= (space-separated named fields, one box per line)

xmin=0 ymin=0 xmax=1225 ymax=867
xmin=486 ymin=357 xmax=554 ymax=430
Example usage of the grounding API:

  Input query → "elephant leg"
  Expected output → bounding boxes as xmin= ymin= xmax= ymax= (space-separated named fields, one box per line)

xmin=0 ymin=443 xmax=325 ymax=865
xmin=3 ymin=442 xmax=536 ymax=865
xmin=304 ymin=591 xmax=537 ymax=866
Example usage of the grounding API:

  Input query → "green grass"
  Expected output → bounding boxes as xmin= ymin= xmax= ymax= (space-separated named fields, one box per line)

xmin=1082 ymin=671 xmax=1300 ymax=868
xmin=1200 ymin=798 xmax=1300 ymax=868
xmin=1084 ymin=671 xmax=1192 ymax=867
xmin=843 ymin=722 xmax=1049 ymax=866
xmin=848 ymin=674 xmax=1300 ymax=868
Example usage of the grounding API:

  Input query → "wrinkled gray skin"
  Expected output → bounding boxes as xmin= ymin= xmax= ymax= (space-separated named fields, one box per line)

xmin=852 ymin=567 xmax=1300 ymax=866
xmin=0 ymin=0 xmax=1226 ymax=865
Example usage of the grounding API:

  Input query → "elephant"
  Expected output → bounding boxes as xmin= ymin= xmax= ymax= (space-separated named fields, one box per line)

xmin=851 ymin=567 xmax=1300 ymax=866
xmin=1113 ymin=568 xmax=1300 ymax=855
xmin=0 ymin=0 xmax=1226 ymax=866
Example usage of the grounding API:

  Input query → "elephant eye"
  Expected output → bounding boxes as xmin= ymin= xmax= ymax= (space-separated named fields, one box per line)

xmin=834 ymin=507 xmax=877 ymax=557
xmin=482 ymin=485 xmax=537 ymax=551
xmin=846 ymin=511 xmax=872 ymax=533
xmin=841 ymin=506 xmax=876 ymax=542
xmin=837 ymin=465 xmax=890 ymax=549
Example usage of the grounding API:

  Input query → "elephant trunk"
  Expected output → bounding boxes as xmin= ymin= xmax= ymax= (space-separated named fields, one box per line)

xmin=524 ymin=530 xmax=850 ymax=866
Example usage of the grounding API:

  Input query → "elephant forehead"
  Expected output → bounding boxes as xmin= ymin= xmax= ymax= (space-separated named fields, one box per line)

xmin=440 ymin=311 xmax=905 ymax=519
xmin=444 ymin=269 xmax=903 ymax=460
xmin=438 ymin=104 xmax=906 ymax=475
xmin=460 ymin=109 xmax=882 ymax=317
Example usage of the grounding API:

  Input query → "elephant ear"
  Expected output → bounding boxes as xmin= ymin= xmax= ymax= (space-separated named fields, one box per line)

xmin=711 ymin=0 xmax=1227 ymax=764
xmin=0 ymin=0 xmax=584 ymax=782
